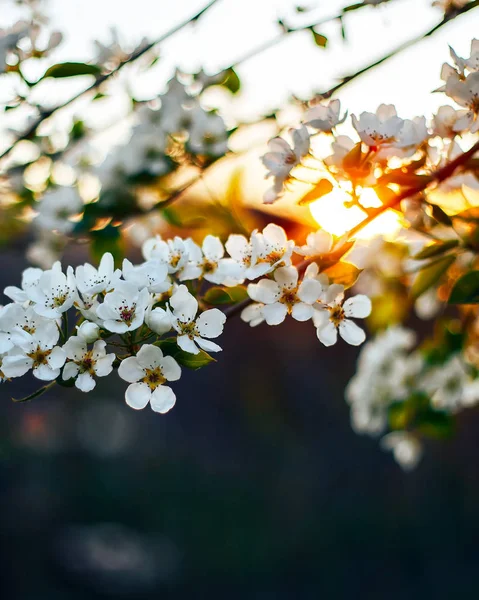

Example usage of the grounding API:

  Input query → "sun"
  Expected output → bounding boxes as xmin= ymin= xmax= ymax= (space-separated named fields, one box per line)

xmin=309 ymin=187 xmax=403 ymax=239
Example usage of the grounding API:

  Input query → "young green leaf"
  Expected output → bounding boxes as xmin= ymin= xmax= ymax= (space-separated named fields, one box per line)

xmin=411 ymin=254 xmax=455 ymax=298
xmin=449 ymin=271 xmax=479 ymax=304
xmin=203 ymin=285 xmax=248 ymax=305
xmin=43 ymin=62 xmax=102 ymax=79
xmin=412 ymin=239 xmax=459 ymax=260
xmin=157 ymin=338 xmax=215 ymax=370
xmin=221 ymin=68 xmax=241 ymax=94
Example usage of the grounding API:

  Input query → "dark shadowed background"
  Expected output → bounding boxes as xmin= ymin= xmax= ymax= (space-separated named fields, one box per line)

xmin=1 ymin=248 xmax=479 ymax=600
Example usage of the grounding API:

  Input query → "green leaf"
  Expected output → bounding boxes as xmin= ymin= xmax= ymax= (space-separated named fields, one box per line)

xmin=416 ymin=410 xmax=455 ymax=439
xmin=298 ymin=179 xmax=334 ymax=206
xmin=42 ymin=62 xmax=102 ymax=79
xmin=431 ymin=204 xmax=453 ymax=226
xmin=221 ymin=67 xmax=241 ymax=94
xmin=203 ymin=285 xmax=248 ymax=305
xmin=90 ymin=224 xmax=124 ymax=268
xmin=323 ymin=261 xmax=362 ymax=289
xmin=449 ymin=271 xmax=479 ymax=304
xmin=411 ymin=254 xmax=455 ymax=298
xmin=388 ymin=401 xmax=415 ymax=430
xmin=158 ymin=338 xmax=215 ymax=370
xmin=311 ymin=30 xmax=328 ymax=48
xmin=412 ymin=239 xmax=459 ymax=260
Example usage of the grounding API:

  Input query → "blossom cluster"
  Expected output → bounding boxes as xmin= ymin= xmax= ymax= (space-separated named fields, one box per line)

xmin=261 ymin=39 xmax=479 ymax=205
xmin=346 ymin=326 xmax=479 ymax=470
xmin=0 ymin=224 xmax=372 ymax=411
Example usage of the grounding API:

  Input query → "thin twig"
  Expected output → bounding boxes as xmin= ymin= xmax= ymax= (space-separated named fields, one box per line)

xmin=225 ymin=138 xmax=479 ymax=320
xmin=318 ymin=0 xmax=479 ymax=99
xmin=0 ymin=0 xmax=221 ymax=163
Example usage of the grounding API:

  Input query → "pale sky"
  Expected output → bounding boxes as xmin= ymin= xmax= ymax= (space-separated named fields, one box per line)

xmin=2 ymin=0 xmax=479 ymax=121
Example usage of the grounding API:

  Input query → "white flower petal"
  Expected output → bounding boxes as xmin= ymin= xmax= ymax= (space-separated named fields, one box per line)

xmin=76 ymin=372 xmax=96 ymax=392
xmin=194 ymin=337 xmax=222 ymax=352
xmin=291 ymin=303 xmax=313 ymax=322
xmin=94 ymin=355 xmax=115 ymax=377
xmin=118 ymin=356 xmax=144 ymax=383
xmin=203 ymin=235 xmax=224 ymax=260
xmin=63 ymin=362 xmax=79 ymax=380
xmin=2 ymin=355 xmax=32 ymax=378
xmin=150 ymin=385 xmax=176 ymax=413
xmin=297 ymin=279 xmax=322 ymax=304
xmin=339 ymin=320 xmax=366 ymax=346
xmin=47 ymin=346 xmax=67 ymax=370
xmin=274 ymin=266 xmax=298 ymax=288
xmin=177 ymin=334 xmax=199 ymax=354
xmin=316 ymin=321 xmax=338 ymax=346
xmin=136 ymin=344 xmax=164 ymax=369
xmin=196 ymin=308 xmax=226 ymax=338
xmin=343 ymin=295 xmax=372 ymax=319
xmin=262 ymin=302 xmax=288 ymax=325
xmin=160 ymin=355 xmax=181 ymax=381
xmin=247 ymin=280 xmax=280 ymax=304
xmin=125 ymin=382 xmax=151 ymax=410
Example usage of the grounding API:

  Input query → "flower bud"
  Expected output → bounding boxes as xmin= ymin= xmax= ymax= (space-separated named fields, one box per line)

xmin=77 ymin=321 xmax=100 ymax=343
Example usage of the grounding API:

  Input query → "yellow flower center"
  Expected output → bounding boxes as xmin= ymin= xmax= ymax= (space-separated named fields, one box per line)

xmin=27 ymin=346 xmax=52 ymax=367
xmin=328 ymin=305 xmax=345 ymax=327
xmin=142 ymin=367 xmax=166 ymax=390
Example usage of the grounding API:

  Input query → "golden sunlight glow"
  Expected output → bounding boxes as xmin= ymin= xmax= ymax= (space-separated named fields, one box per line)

xmin=309 ymin=188 xmax=403 ymax=240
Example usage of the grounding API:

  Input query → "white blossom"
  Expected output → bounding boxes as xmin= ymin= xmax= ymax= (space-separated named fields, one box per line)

xmin=76 ymin=253 xmax=121 ymax=297
xmin=2 ymin=320 xmax=66 ymax=381
xmin=96 ymin=282 xmax=150 ymax=333
xmin=351 ymin=104 xmax=403 ymax=147
xmin=76 ymin=321 xmax=100 ymax=343
xmin=34 ymin=187 xmax=83 ymax=234
xmin=145 ymin=305 xmax=172 ymax=336
xmin=122 ymin=258 xmax=169 ymax=293
xmin=303 ymin=99 xmax=346 ymax=133
xmin=247 ymin=266 xmax=322 ymax=325
xmin=445 ymin=71 xmax=479 ymax=132
xmin=240 ymin=302 xmax=265 ymax=327
xmin=167 ymin=285 xmax=226 ymax=354
xmin=142 ymin=235 xmax=190 ymax=274
xmin=381 ymin=432 xmax=423 ymax=471
xmin=261 ymin=125 xmax=310 ymax=203
xmin=179 ymin=236 xmax=242 ymax=286
xmin=421 ymin=356 xmax=479 ymax=411
xmin=118 ymin=344 xmax=181 ymax=413
xmin=4 ymin=267 xmax=43 ymax=303
xmin=294 ymin=230 xmax=333 ymax=257
xmin=313 ymin=286 xmax=371 ymax=346
xmin=187 ymin=107 xmax=228 ymax=157
xmin=62 ymin=337 xmax=115 ymax=392
xmin=432 ymin=105 xmax=469 ymax=137
xmin=26 ymin=261 xmax=76 ymax=319
xmin=224 ymin=224 xmax=293 ymax=280
xmin=250 ymin=224 xmax=294 ymax=275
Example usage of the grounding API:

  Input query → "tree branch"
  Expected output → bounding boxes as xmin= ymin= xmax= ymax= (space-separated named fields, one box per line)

xmin=224 ymin=138 xmax=479 ymax=320
xmin=0 ymin=0 xmax=221 ymax=163
xmin=319 ymin=0 xmax=479 ymax=99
